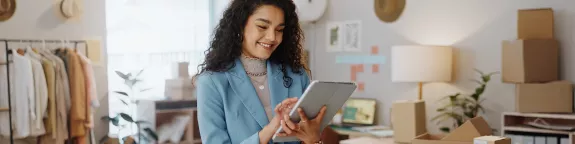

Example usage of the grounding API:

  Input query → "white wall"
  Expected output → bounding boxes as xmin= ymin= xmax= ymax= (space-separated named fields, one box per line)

xmin=305 ymin=0 xmax=575 ymax=134
xmin=0 ymin=0 xmax=108 ymax=143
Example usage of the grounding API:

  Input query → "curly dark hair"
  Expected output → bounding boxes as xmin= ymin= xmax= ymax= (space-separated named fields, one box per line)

xmin=196 ymin=0 xmax=308 ymax=88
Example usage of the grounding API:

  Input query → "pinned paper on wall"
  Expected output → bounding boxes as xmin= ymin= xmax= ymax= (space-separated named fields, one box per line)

xmin=326 ymin=21 xmax=343 ymax=52
xmin=342 ymin=20 xmax=361 ymax=52
xmin=86 ymin=39 xmax=102 ymax=64
xmin=326 ymin=20 xmax=362 ymax=52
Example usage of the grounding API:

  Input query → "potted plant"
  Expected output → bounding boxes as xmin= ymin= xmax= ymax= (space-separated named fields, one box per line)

xmin=431 ymin=69 xmax=499 ymax=133
xmin=100 ymin=69 xmax=158 ymax=144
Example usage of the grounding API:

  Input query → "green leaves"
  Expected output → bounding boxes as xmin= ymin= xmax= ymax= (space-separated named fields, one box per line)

xmin=116 ymin=71 xmax=130 ymax=80
xmin=101 ymin=116 xmax=120 ymax=126
xmin=144 ymin=128 xmax=158 ymax=140
xmin=140 ymin=88 xmax=152 ymax=92
xmin=433 ymin=69 xmax=498 ymax=133
xmin=119 ymin=113 xmax=134 ymax=122
xmin=114 ymin=91 xmax=129 ymax=97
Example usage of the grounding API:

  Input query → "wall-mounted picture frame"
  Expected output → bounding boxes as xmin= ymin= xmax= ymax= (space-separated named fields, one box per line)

xmin=342 ymin=20 xmax=361 ymax=52
xmin=325 ymin=21 xmax=343 ymax=52
xmin=342 ymin=98 xmax=376 ymax=125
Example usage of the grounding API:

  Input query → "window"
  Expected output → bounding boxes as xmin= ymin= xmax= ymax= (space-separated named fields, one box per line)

xmin=105 ymin=0 xmax=228 ymax=138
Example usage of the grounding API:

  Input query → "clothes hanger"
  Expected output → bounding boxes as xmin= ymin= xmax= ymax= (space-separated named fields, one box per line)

xmin=16 ymin=40 xmax=26 ymax=55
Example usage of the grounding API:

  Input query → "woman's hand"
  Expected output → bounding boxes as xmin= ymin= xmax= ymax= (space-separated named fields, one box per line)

xmin=277 ymin=105 xmax=327 ymax=144
xmin=258 ymin=97 xmax=299 ymax=144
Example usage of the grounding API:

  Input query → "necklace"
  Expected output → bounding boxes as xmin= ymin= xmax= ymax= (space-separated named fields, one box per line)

xmin=250 ymin=76 xmax=267 ymax=90
xmin=241 ymin=53 xmax=267 ymax=77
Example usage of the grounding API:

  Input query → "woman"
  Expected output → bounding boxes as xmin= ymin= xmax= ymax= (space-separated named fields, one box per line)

xmin=194 ymin=0 xmax=327 ymax=144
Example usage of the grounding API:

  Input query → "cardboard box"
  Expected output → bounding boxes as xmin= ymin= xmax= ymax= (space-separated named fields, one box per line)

xmin=518 ymin=8 xmax=554 ymax=39
xmin=171 ymin=62 xmax=190 ymax=78
xmin=516 ymin=81 xmax=573 ymax=113
xmin=442 ymin=116 xmax=492 ymax=141
xmin=474 ymin=136 xmax=511 ymax=144
xmin=412 ymin=134 xmax=472 ymax=144
xmin=164 ymin=87 xmax=195 ymax=100
xmin=166 ymin=78 xmax=194 ymax=88
xmin=165 ymin=78 xmax=195 ymax=100
xmin=392 ymin=100 xmax=427 ymax=143
xmin=502 ymin=39 xmax=559 ymax=83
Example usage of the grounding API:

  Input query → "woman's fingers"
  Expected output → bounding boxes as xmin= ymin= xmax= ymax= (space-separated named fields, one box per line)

xmin=276 ymin=97 xmax=298 ymax=112
xmin=276 ymin=132 xmax=296 ymax=137
xmin=297 ymin=108 xmax=309 ymax=122
xmin=313 ymin=105 xmax=328 ymax=123
xmin=284 ymin=114 xmax=298 ymax=130
xmin=280 ymin=120 xmax=293 ymax=134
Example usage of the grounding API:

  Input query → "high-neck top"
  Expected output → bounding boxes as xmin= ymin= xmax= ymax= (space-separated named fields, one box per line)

xmin=240 ymin=54 xmax=272 ymax=121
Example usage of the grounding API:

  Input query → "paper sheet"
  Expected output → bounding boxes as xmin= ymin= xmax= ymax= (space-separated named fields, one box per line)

xmin=85 ymin=40 xmax=102 ymax=64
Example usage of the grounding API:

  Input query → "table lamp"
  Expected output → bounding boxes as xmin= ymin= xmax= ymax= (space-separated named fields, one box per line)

xmin=390 ymin=45 xmax=452 ymax=143
xmin=391 ymin=45 xmax=453 ymax=100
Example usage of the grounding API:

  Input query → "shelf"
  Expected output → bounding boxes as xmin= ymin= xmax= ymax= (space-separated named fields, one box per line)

xmin=504 ymin=125 xmax=575 ymax=135
xmin=155 ymin=108 xmax=197 ymax=114
xmin=165 ymin=139 xmax=201 ymax=144
xmin=0 ymin=108 xmax=9 ymax=112
xmin=503 ymin=112 xmax=575 ymax=120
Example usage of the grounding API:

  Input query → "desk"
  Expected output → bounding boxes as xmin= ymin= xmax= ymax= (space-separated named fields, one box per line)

xmin=340 ymin=137 xmax=395 ymax=144
xmin=324 ymin=125 xmax=393 ymax=143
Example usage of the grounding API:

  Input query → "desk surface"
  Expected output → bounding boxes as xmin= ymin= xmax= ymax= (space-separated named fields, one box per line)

xmin=340 ymin=137 xmax=394 ymax=144
xmin=330 ymin=125 xmax=393 ymax=138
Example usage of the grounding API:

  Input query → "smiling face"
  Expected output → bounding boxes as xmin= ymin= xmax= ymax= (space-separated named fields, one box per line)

xmin=241 ymin=5 xmax=285 ymax=59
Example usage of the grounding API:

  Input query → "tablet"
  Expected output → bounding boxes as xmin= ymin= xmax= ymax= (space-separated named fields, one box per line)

xmin=272 ymin=80 xmax=357 ymax=142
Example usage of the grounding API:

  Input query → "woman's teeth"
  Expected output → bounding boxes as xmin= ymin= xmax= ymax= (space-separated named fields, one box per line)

xmin=258 ymin=42 xmax=272 ymax=48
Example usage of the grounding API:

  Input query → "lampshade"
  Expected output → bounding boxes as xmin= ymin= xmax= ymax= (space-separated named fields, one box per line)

xmin=391 ymin=45 xmax=452 ymax=82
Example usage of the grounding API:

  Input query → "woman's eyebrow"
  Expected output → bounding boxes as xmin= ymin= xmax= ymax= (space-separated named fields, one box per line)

xmin=256 ymin=18 xmax=271 ymax=24
xmin=256 ymin=18 xmax=285 ymax=26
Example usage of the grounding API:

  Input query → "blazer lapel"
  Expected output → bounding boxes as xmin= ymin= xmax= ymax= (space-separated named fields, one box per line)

xmin=268 ymin=61 xmax=288 ymax=116
xmin=226 ymin=59 xmax=269 ymax=128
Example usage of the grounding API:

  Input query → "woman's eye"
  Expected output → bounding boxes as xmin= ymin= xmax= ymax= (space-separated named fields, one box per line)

xmin=276 ymin=29 xmax=284 ymax=32
xmin=258 ymin=26 xmax=267 ymax=29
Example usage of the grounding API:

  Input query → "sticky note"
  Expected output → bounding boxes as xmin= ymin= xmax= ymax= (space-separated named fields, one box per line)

xmin=371 ymin=46 xmax=379 ymax=54
xmin=86 ymin=40 xmax=102 ymax=64
xmin=351 ymin=65 xmax=357 ymax=81
xmin=335 ymin=55 xmax=386 ymax=64
xmin=372 ymin=64 xmax=379 ymax=73
xmin=356 ymin=64 xmax=364 ymax=72
xmin=358 ymin=82 xmax=365 ymax=91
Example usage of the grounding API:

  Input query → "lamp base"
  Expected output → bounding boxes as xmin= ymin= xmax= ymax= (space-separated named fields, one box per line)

xmin=391 ymin=100 xmax=427 ymax=143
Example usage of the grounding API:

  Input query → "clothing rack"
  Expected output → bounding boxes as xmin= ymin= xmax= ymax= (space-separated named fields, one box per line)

xmin=0 ymin=39 xmax=87 ymax=144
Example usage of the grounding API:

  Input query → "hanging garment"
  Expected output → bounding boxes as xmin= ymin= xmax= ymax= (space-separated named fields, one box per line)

xmin=49 ymin=52 xmax=70 ymax=143
xmin=77 ymin=52 xmax=98 ymax=128
xmin=41 ymin=57 xmax=56 ymax=135
xmin=25 ymin=50 xmax=48 ymax=137
xmin=0 ymin=52 xmax=34 ymax=139
xmin=59 ymin=48 xmax=87 ymax=138
xmin=53 ymin=49 xmax=71 ymax=111
xmin=44 ymin=49 xmax=70 ymax=143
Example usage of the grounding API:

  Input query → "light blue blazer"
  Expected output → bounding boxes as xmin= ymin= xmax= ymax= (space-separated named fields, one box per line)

xmin=196 ymin=59 xmax=310 ymax=144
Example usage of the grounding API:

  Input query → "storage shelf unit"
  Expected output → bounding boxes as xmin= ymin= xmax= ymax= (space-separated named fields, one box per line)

xmin=502 ymin=112 xmax=575 ymax=144
xmin=136 ymin=99 xmax=201 ymax=144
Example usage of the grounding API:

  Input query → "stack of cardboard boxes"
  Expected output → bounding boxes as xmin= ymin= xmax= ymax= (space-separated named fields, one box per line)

xmin=502 ymin=8 xmax=573 ymax=113
xmin=164 ymin=62 xmax=196 ymax=100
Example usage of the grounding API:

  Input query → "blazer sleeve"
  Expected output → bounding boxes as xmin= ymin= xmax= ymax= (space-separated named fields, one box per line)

xmin=302 ymin=69 xmax=311 ymax=90
xmin=197 ymin=75 xmax=262 ymax=144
